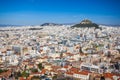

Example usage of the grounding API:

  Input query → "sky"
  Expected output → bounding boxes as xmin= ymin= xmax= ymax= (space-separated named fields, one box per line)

xmin=0 ymin=0 xmax=120 ymax=25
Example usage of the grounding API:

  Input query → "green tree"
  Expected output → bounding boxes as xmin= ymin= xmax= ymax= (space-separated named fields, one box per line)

xmin=31 ymin=68 xmax=38 ymax=73
xmin=0 ymin=69 xmax=8 ymax=73
xmin=14 ymin=71 xmax=22 ymax=79
xmin=21 ymin=71 xmax=29 ymax=78
xmin=0 ymin=69 xmax=3 ymax=73
xmin=52 ymin=74 xmax=58 ymax=80
xmin=38 ymin=63 xmax=44 ymax=70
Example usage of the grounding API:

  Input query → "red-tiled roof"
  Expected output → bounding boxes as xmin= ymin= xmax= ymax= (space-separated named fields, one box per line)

xmin=69 ymin=58 xmax=75 ymax=60
xmin=0 ymin=70 xmax=11 ymax=77
xmin=66 ymin=71 xmax=73 ymax=75
xmin=74 ymin=70 xmax=89 ymax=75
xmin=64 ymin=65 xmax=69 ymax=68
xmin=19 ymin=77 xmax=31 ymax=80
xmin=51 ymin=66 xmax=61 ymax=69
xmin=41 ymin=69 xmax=47 ymax=74
xmin=69 ymin=67 xmax=79 ymax=73
xmin=44 ymin=56 xmax=48 ymax=58
xmin=104 ymin=73 xmax=113 ymax=80
xmin=0 ymin=75 xmax=3 ymax=78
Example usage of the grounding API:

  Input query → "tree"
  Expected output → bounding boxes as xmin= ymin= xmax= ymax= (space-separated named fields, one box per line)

xmin=0 ymin=69 xmax=3 ymax=73
xmin=0 ymin=69 xmax=8 ymax=73
xmin=30 ymin=68 xmax=38 ymax=73
xmin=14 ymin=71 xmax=22 ymax=79
xmin=38 ymin=63 xmax=44 ymax=70
xmin=52 ymin=74 xmax=58 ymax=80
xmin=21 ymin=71 xmax=29 ymax=78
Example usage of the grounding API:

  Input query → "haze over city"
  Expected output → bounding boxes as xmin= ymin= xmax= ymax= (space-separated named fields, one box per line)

xmin=0 ymin=0 xmax=120 ymax=25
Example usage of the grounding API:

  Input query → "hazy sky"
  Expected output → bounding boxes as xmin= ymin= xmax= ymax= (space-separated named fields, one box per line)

xmin=0 ymin=0 xmax=120 ymax=25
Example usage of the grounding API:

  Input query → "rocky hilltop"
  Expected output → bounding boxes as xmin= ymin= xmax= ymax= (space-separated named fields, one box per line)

xmin=72 ymin=19 xmax=99 ymax=28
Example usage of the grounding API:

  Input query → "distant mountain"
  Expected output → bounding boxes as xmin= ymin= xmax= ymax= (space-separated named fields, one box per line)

xmin=0 ymin=24 xmax=22 ymax=27
xmin=41 ymin=23 xmax=62 ymax=26
xmin=99 ymin=24 xmax=120 ymax=27
xmin=71 ymin=19 xmax=99 ymax=29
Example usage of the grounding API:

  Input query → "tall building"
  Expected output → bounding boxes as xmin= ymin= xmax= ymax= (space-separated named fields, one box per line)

xmin=12 ymin=45 xmax=23 ymax=56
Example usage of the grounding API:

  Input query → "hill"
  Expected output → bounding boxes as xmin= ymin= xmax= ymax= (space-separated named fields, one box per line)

xmin=41 ymin=23 xmax=62 ymax=26
xmin=71 ymin=19 xmax=99 ymax=28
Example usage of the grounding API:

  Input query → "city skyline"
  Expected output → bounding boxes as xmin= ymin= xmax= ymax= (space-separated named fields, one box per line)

xmin=0 ymin=0 xmax=120 ymax=25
